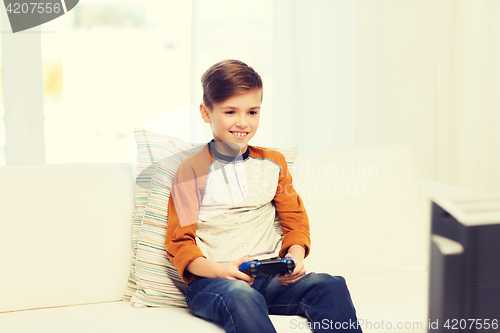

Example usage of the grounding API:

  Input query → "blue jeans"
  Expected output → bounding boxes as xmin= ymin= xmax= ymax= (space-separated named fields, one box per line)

xmin=185 ymin=272 xmax=363 ymax=333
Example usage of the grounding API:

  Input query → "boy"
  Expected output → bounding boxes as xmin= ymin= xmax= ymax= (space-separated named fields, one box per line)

xmin=165 ymin=59 xmax=362 ymax=333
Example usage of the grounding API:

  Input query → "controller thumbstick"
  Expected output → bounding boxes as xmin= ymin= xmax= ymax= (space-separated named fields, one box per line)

xmin=249 ymin=263 xmax=258 ymax=277
xmin=286 ymin=260 xmax=295 ymax=274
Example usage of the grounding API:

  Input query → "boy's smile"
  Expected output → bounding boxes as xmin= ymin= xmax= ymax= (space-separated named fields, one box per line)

xmin=230 ymin=131 xmax=248 ymax=139
xmin=201 ymin=89 xmax=262 ymax=156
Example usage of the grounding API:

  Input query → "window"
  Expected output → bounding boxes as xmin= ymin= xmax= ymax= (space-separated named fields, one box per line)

xmin=41 ymin=0 xmax=192 ymax=164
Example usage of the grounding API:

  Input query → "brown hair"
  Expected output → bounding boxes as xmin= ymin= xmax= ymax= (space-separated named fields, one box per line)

xmin=201 ymin=59 xmax=263 ymax=111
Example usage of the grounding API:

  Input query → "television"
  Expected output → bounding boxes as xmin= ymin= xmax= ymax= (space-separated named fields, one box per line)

xmin=428 ymin=193 xmax=500 ymax=332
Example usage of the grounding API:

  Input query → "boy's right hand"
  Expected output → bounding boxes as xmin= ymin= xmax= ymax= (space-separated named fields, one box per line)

xmin=215 ymin=256 xmax=255 ymax=286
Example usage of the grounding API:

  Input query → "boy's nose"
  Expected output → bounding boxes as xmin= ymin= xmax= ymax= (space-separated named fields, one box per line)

xmin=235 ymin=115 xmax=248 ymax=127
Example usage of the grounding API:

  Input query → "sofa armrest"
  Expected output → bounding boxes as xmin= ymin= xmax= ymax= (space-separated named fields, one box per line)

xmin=418 ymin=178 xmax=479 ymax=266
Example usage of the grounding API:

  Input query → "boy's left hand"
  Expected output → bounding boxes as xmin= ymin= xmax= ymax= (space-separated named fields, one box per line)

xmin=277 ymin=253 xmax=306 ymax=286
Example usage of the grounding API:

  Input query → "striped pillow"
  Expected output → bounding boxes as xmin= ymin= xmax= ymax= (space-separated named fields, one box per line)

xmin=123 ymin=127 xmax=202 ymax=301
xmin=129 ymin=141 xmax=298 ymax=308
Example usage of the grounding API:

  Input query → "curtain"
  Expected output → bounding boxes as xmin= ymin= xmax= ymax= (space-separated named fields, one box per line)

xmin=270 ymin=0 xmax=500 ymax=192
xmin=433 ymin=0 xmax=500 ymax=192
xmin=1 ymin=9 xmax=45 ymax=166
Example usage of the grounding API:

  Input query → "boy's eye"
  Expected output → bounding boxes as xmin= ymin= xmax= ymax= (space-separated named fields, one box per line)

xmin=224 ymin=110 xmax=258 ymax=115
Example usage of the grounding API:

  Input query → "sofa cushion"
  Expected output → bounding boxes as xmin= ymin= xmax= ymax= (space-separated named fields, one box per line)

xmin=292 ymin=144 xmax=426 ymax=277
xmin=0 ymin=164 xmax=135 ymax=313
xmin=346 ymin=271 xmax=428 ymax=333
xmin=130 ymin=139 xmax=299 ymax=308
xmin=0 ymin=271 xmax=428 ymax=333
xmin=0 ymin=301 xmax=310 ymax=333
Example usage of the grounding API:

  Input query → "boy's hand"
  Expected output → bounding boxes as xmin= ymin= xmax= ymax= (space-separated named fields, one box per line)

xmin=277 ymin=253 xmax=306 ymax=286
xmin=215 ymin=256 xmax=255 ymax=286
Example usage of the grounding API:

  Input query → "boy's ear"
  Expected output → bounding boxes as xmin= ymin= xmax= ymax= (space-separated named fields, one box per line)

xmin=200 ymin=103 xmax=211 ymax=124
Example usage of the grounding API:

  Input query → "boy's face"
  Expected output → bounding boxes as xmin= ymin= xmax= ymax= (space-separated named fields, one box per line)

xmin=200 ymin=89 xmax=262 ymax=155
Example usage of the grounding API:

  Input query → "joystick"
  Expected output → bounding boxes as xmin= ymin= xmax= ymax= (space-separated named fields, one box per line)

xmin=239 ymin=257 xmax=295 ymax=277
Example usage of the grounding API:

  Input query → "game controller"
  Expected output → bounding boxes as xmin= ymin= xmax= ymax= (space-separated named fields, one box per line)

xmin=239 ymin=257 xmax=295 ymax=277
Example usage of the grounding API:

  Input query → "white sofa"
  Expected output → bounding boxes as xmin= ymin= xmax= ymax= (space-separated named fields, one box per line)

xmin=0 ymin=144 xmax=476 ymax=333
